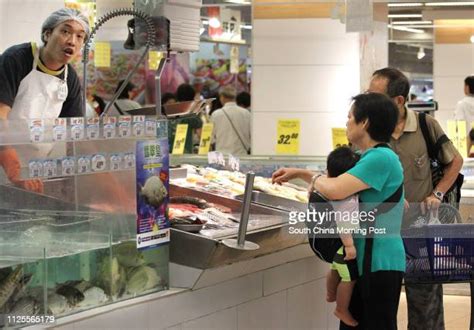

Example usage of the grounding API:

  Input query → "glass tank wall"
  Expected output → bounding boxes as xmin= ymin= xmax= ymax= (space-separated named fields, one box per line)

xmin=0 ymin=117 xmax=169 ymax=327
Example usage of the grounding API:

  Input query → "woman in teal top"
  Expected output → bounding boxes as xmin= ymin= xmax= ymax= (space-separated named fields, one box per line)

xmin=272 ymin=92 xmax=404 ymax=329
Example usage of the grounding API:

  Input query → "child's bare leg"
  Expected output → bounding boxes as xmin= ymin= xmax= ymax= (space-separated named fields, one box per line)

xmin=334 ymin=280 xmax=358 ymax=327
xmin=326 ymin=269 xmax=339 ymax=303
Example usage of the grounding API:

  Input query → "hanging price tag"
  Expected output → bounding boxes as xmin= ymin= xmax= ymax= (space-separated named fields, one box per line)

xmin=29 ymin=119 xmax=45 ymax=143
xmin=86 ymin=117 xmax=100 ymax=140
xmin=198 ymin=123 xmax=213 ymax=155
xmin=148 ymin=51 xmax=163 ymax=70
xmin=276 ymin=119 xmax=300 ymax=155
xmin=447 ymin=120 xmax=459 ymax=152
xmin=70 ymin=117 xmax=85 ymax=141
xmin=172 ymin=124 xmax=188 ymax=155
xmin=331 ymin=128 xmax=349 ymax=149
xmin=53 ymin=118 xmax=67 ymax=142
xmin=457 ymin=120 xmax=467 ymax=158
xmin=94 ymin=42 xmax=111 ymax=68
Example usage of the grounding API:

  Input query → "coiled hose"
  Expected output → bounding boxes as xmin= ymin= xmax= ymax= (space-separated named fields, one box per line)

xmin=81 ymin=8 xmax=156 ymax=116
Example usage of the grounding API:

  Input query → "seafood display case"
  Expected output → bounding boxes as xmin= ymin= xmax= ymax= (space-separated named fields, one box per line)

xmin=167 ymin=155 xmax=474 ymax=271
xmin=167 ymin=161 xmax=313 ymax=270
xmin=0 ymin=117 xmax=169 ymax=327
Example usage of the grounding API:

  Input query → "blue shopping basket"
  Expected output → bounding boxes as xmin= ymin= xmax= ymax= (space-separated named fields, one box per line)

xmin=403 ymin=224 xmax=474 ymax=284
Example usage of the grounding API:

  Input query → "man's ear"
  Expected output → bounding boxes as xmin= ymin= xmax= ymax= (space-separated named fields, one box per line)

xmin=44 ymin=30 xmax=51 ymax=42
xmin=393 ymin=95 xmax=406 ymax=107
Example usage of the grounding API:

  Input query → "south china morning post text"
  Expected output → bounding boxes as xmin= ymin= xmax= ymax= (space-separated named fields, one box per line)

xmin=287 ymin=208 xmax=386 ymax=237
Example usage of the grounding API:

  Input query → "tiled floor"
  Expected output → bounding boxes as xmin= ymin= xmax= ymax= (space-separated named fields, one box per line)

xmin=398 ymin=292 xmax=471 ymax=330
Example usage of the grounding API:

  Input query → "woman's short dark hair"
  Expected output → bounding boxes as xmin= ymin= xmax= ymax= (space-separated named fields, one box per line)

xmin=115 ymin=80 xmax=135 ymax=99
xmin=469 ymin=128 xmax=474 ymax=142
xmin=352 ymin=92 xmax=399 ymax=143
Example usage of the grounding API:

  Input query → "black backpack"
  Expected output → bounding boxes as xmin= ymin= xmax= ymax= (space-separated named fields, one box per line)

xmin=418 ymin=113 xmax=464 ymax=207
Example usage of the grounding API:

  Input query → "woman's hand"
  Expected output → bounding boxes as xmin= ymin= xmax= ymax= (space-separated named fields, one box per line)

xmin=344 ymin=245 xmax=357 ymax=261
xmin=272 ymin=168 xmax=308 ymax=184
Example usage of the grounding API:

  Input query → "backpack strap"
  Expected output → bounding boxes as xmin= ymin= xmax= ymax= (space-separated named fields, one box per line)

xmin=419 ymin=112 xmax=450 ymax=162
xmin=361 ymin=143 xmax=404 ymax=278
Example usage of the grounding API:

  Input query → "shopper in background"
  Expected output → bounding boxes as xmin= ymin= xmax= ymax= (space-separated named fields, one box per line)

xmin=192 ymin=76 xmax=206 ymax=100
xmin=273 ymin=92 xmax=405 ymax=329
xmin=369 ymin=67 xmax=463 ymax=330
xmin=0 ymin=8 xmax=89 ymax=192
xmin=168 ymin=84 xmax=203 ymax=154
xmin=160 ymin=92 xmax=176 ymax=119
xmin=211 ymin=85 xmax=251 ymax=155
xmin=236 ymin=91 xmax=251 ymax=111
xmin=161 ymin=92 xmax=177 ymax=107
xmin=106 ymin=80 xmax=141 ymax=116
xmin=454 ymin=75 xmax=474 ymax=154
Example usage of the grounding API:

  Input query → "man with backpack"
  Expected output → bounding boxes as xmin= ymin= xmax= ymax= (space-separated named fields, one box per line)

xmin=368 ymin=67 xmax=464 ymax=330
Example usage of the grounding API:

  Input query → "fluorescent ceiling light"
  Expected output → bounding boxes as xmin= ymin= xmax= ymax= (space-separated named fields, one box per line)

xmin=241 ymin=24 xmax=252 ymax=30
xmin=388 ymin=25 xmax=425 ymax=33
xmin=425 ymin=1 xmax=474 ymax=6
xmin=224 ymin=0 xmax=251 ymax=4
xmin=392 ymin=21 xmax=432 ymax=25
xmin=388 ymin=3 xmax=423 ymax=7
xmin=388 ymin=14 xmax=423 ymax=18
xmin=209 ymin=17 xmax=221 ymax=28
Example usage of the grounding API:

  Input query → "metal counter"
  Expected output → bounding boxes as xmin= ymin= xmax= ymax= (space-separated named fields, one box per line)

xmin=169 ymin=185 xmax=305 ymax=269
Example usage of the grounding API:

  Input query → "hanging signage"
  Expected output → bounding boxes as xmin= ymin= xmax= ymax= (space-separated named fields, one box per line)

xmin=447 ymin=120 xmax=468 ymax=157
xmin=172 ymin=124 xmax=188 ymax=155
xmin=94 ymin=42 xmax=111 ymax=68
xmin=276 ymin=119 xmax=300 ymax=155
xmin=136 ymin=139 xmax=170 ymax=250
xmin=148 ymin=51 xmax=163 ymax=70
xmin=332 ymin=128 xmax=349 ymax=149
xmin=199 ymin=123 xmax=213 ymax=155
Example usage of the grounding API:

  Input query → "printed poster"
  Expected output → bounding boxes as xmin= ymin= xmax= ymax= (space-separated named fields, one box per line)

xmin=136 ymin=139 xmax=170 ymax=250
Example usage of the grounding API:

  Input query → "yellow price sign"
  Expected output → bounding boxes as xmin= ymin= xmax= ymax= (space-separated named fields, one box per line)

xmin=276 ymin=119 xmax=300 ymax=155
xmin=332 ymin=128 xmax=349 ymax=149
xmin=172 ymin=124 xmax=188 ymax=155
xmin=457 ymin=120 xmax=468 ymax=158
xmin=447 ymin=120 xmax=458 ymax=147
xmin=94 ymin=42 xmax=111 ymax=68
xmin=199 ymin=123 xmax=214 ymax=155
xmin=447 ymin=120 xmax=469 ymax=157
xmin=148 ymin=51 xmax=163 ymax=70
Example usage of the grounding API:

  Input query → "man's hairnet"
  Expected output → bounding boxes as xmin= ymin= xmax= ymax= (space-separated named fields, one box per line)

xmin=41 ymin=8 xmax=90 ymax=44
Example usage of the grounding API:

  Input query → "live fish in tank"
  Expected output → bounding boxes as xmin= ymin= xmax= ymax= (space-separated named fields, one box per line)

xmin=0 ymin=265 xmax=27 ymax=309
xmin=114 ymin=241 xmax=146 ymax=267
xmin=139 ymin=175 xmax=168 ymax=208
xmin=77 ymin=286 xmax=108 ymax=308
xmin=125 ymin=265 xmax=162 ymax=295
xmin=8 ymin=296 xmax=40 ymax=317
xmin=97 ymin=256 xmax=126 ymax=298
xmin=56 ymin=283 xmax=85 ymax=306
xmin=46 ymin=292 xmax=70 ymax=315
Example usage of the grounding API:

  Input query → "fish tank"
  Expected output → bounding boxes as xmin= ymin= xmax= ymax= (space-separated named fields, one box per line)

xmin=0 ymin=117 xmax=169 ymax=327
